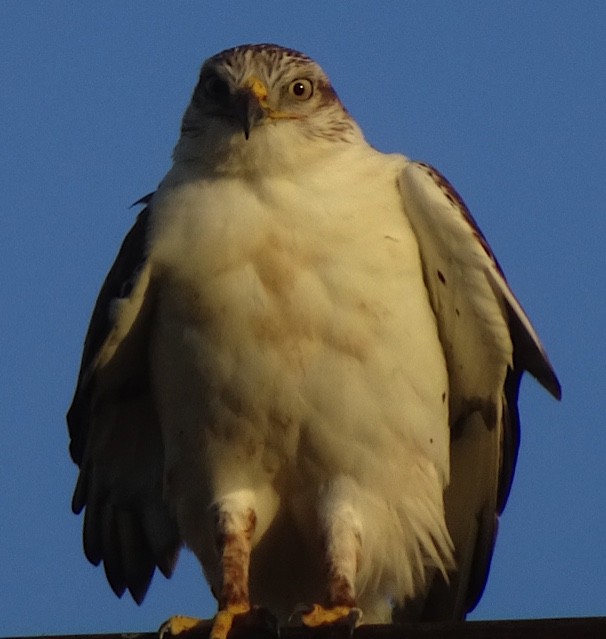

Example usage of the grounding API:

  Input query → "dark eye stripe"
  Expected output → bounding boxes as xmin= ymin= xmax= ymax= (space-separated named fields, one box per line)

xmin=202 ymin=74 xmax=230 ymax=100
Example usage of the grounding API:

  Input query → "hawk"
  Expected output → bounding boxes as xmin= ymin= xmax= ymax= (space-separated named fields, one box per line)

xmin=67 ymin=43 xmax=560 ymax=635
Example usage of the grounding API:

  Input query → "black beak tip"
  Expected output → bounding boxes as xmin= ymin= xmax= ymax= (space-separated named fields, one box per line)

xmin=234 ymin=89 xmax=264 ymax=141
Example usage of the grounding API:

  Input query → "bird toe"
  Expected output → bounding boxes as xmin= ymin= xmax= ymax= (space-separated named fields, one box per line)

xmin=158 ymin=615 xmax=209 ymax=638
xmin=291 ymin=603 xmax=362 ymax=633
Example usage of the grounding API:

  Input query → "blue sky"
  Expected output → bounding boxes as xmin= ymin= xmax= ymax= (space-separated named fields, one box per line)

xmin=1 ymin=2 xmax=604 ymax=635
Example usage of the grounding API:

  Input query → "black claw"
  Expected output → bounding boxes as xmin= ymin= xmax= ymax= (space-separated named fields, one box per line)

xmin=288 ymin=604 xmax=314 ymax=627
xmin=343 ymin=610 xmax=362 ymax=638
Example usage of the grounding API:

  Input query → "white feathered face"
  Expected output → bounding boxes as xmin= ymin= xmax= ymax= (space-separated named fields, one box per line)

xmin=179 ymin=44 xmax=358 ymax=146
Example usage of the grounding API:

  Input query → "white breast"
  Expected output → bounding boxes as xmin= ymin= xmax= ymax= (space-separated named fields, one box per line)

xmin=146 ymin=144 xmax=452 ymax=616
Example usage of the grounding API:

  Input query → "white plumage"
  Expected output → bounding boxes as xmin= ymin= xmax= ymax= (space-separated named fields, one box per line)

xmin=68 ymin=44 xmax=560 ymax=630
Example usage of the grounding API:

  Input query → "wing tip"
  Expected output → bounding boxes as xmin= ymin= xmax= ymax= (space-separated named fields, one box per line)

xmin=544 ymin=370 xmax=562 ymax=401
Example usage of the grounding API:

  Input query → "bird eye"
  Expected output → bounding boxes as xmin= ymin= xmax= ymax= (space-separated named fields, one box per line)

xmin=288 ymin=79 xmax=313 ymax=101
xmin=202 ymin=74 xmax=229 ymax=100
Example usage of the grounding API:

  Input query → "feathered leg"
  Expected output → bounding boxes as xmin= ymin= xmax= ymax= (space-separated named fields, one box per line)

xmin=210 ymin=506 xmax=256 ymax=639
xmin=295 ymin=483 xmax=363 ymax=630
xmin=161 ymin=498 xmax=275 ymax=639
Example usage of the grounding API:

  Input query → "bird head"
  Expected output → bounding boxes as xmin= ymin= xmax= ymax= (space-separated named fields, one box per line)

xmin=173 ymin=44 xmax=362 ymax=170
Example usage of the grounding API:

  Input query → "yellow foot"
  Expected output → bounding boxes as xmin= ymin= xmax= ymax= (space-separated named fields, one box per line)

xmin=159 ymin=606 xmax=277 ymax=639
xmin=293 ymin=603 xmax=362 ymax=629
xmin=210 ymin=603 xmax=251 ymax=639
xmin=158 ymin=615 xmax=209 ymax=638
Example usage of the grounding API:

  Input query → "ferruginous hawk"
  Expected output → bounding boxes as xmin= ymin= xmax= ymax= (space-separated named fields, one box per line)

xmin=67 ymin=43 xmax=561 ymax=635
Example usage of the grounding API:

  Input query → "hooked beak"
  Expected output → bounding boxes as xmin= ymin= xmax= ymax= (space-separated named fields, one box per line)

xmin=234 ymin=76 xmax=269 ymax=140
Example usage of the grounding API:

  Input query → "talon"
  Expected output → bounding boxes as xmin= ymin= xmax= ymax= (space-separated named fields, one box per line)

xmin=159 ymin=615 xmax=208 ymax=638
xmin=288 ymin=603 xmax=314 ymax=626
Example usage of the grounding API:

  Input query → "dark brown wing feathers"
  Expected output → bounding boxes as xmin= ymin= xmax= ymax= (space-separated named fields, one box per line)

xmin=67 ymin=203 xmax=180 ymax=604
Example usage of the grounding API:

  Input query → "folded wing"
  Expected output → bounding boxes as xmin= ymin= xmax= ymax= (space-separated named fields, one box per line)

xmin=67 ymin=203 xmax=180 ymax=604
xmin=396 ymin=161 xmax=560 ymax=620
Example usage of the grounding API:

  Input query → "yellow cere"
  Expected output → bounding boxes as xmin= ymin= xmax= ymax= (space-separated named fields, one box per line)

xmin=245 ymin=75 xmax=300 ymax=120
xmin=245 ymin=76 xmax=269 ymax=102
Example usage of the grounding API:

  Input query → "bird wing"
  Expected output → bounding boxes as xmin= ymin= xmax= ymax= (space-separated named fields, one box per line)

xmin=395 ymin=161 xmax=560 ymax=620
xmin=67 ymin=200 xmax=180 ymax=604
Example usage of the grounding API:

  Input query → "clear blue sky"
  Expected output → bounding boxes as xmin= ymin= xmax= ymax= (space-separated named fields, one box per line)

xmin=1 ymin=2 xmax=604 ymax=635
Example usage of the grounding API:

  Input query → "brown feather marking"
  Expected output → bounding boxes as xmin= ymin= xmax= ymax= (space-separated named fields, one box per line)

xmin=417 ymin=162 xmax=507 ymax=278
xmin=216 ymin=508 xmax=257 ymax=608
xmin=321 ymin=526 xmax=361 ymax=608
